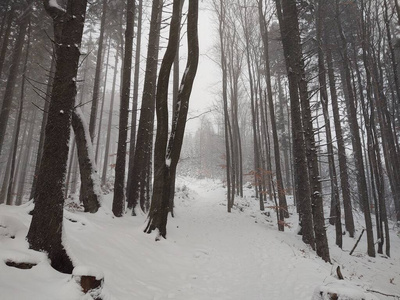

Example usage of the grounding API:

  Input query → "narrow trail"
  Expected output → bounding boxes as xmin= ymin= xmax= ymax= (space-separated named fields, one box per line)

xmin=164 ymin=178 xmax=326 ymax=299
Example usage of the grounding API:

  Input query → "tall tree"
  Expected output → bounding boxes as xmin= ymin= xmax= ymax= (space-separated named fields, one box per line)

xmin=258 ymin=0 xmax=289 ymax=220
xmin=335 ymin=0 xmax=375 ymax=257
xmin=275 ymin=0 xmax=315 ymax=251
xmin=27 ymin=0 xmax=89 ymax=274
xmin=127 ymin=0 xmax=163 ymax=214
xmin=145 ymin=0 xmax=199 ymax=238
xmin=126 ymin=0 xmax=143 ymax=209
xmin=112 ymin=0 xmax=135 ymax=217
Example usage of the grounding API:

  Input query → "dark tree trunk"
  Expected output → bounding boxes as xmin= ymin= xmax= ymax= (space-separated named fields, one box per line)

xmin=258 ymin=0 xmax=288 ymax=220
xmin=145 ymin=0 xmax=198 ymax=238
xmin=112 ymin=0 xmax=135 ymax=217
xmin=275 ymin=0 xmax=315 ymax=250
xmin=26 ymin=0 xmax=88 ymax=274
xmin=317 ymin=0 xmax=342 ymax=248
xmin=168 ymin=0 xmax=185 ymax=217
xmin=145 ymin=0 xmax=183 ymax=236
xmin=30 ymin=55 xmax=55 ymax=200
xmin=216 ymin=0 xmax=233 ymax=212
xmin=127 ymin=0 xmax=162 ymax=214
xmin=126 ymin=0 xmax=143 ymax=210
xmin=335 ymin=0 xmax=375 ymax=257
xmin=325 ymin=45 xmax=355 ymax=238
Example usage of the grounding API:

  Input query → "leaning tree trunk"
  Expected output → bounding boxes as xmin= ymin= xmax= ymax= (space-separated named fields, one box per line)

xmin=145 ymin=0 xmax=183 ymax=237
xmin=26 ymin=0 xmax=88 ymax=274
xmin=101 ymin=46 xmax=119 ymax=186
xmin=71 ymin=108 xmax=101 ymax=213
xmin=145 ymin=0 xmax=198 ymax=238
xmin=325 ymin=44 xmax=355 ymax=238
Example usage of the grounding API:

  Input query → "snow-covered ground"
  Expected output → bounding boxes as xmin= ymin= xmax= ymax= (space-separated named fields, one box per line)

xmin=1 ymin=177 xmax=399 ymax=299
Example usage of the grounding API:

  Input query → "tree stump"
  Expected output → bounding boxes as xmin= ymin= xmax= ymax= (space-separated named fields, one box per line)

xmin=72 ymin=266 xmax=104 ymax=300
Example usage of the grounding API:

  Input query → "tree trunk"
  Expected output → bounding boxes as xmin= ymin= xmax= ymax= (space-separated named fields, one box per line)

xmin=317 ymin=0 xmax=342 ymax=248
xmin=275 ymin=0 xmax=315 ymax=250
xmin=325 ymin=44 xmax=355 ymax=238
xmin=0 ymin=1 xmax=31 ymax=156
xmin=112 ymin=0 xmax=135 ymax=217
xmin=89 ymin=0 xmax=108 ymax=141
xmin=145 ymin=0 xmax=183 ymax=236
xmin=126 ymin=0 xmax=143 ymax=210
xmin=71 ymin=108 xmax=101 ymax=213
xmin=27 ymin=0 xmax=88 ymax=274
xmin=258 ymin=0 xmax=288 ymax=220
xmin=145 ymin=0 xmax=198 ymax=238
xmin=101 ymin=47 xmax=119 ymax=187
xmin=127 ymin=0 xmax=162 ymax=214
xmin=30 ymin=54 xmax=55 ymax=200
xmin=335 ymin=0 xmax=375 ymax=257
xmin=95 ymin=36 xmax=111 ymax=163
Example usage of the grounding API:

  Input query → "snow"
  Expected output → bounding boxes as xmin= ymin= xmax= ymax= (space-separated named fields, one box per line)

xmin=73 ymin=266 xmax=104 ymax=280
xmin=74 ymin=107 xmax=103 ymax=205
xmin=48 ymin=0 xmax=65 ymax=12
xmin=166 ymin=158 xmax=171 ymax=167
xmin=1 ymin=177 xmax=400 ymax=300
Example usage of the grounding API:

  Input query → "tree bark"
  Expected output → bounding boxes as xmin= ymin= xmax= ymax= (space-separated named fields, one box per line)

xmin=27 ymin=0 xmax=88 ymax=274
xmin=112 ymin=0 xmax=135 ymax=217
xmin=335 ymin=0 xmax=375 ymax=257
xmin=145 ymin=0 xmax=198 ymax=238
xmin=71 ymin=108 xmax=101 ymax=213
xmin=127 ymin=0 xmax=162 ymax=214
xmin=275 ymin=0 xmax=315 ymax=250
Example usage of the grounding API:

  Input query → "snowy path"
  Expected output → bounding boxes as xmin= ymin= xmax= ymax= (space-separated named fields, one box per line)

xmin=157 ymin=178 xmax=326 ymax=300
xmin=1 ymin=177 xmax=399 ymax=300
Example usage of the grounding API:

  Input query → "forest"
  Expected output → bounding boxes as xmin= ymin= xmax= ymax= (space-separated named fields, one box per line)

xmin=0 ymin=0 xmax=400 ymax=299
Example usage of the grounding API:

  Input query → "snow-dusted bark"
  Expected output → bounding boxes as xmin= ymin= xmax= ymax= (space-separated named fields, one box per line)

xmin=27 ymin=0 xmax=88 ymax=274
xmin=145 ymin=0 xmax=199 ymax=238
xmin=71 ymin=107 xmax=102 ymax=213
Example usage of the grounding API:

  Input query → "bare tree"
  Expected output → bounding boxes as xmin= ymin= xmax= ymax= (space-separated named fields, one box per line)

xmin=145 ymin=0 xmax=199 ymax=238
xmin=27 ymin=0 xmax=89 ymax=274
